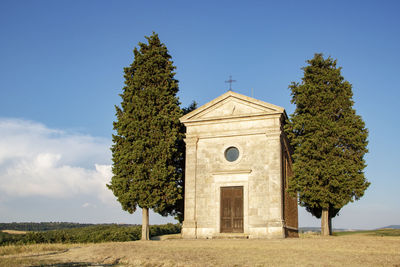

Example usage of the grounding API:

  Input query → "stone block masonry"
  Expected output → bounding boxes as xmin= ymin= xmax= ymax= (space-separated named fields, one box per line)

xmin=180 ymin=91 xmax=298 ymax=239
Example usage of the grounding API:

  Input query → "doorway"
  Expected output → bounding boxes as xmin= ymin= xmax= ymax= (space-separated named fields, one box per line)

xmin=220 ymin=186 xmax=244 ymax=233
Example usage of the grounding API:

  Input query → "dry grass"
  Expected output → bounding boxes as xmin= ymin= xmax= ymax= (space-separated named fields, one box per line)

xmin=1 ymin=230 xmax=28 ymax=235
xmin=1 ymin=234 xmax=399 ymax=266
xmin=0 ymin=243 xmax=85 ymax=256
xmin=0 ymin=243 xmax=90 ymax=267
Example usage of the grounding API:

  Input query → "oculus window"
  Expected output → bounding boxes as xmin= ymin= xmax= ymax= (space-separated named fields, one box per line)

xmin=225 ymin=147 xmax=239 ymax=162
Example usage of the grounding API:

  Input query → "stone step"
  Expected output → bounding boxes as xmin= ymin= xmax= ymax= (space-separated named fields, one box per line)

xmin=212 ymin=233 xmax=249 ymax=239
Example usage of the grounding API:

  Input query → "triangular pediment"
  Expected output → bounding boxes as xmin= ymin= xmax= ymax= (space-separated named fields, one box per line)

xmin=180 ymin=91 xmax=284 ymax=123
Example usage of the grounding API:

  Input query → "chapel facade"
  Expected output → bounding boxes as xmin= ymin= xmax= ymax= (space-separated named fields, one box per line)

xmin=180 ymin=91 xmax=298 ymax=239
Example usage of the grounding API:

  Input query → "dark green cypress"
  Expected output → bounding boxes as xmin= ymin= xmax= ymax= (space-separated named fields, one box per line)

xmin=107 ymin=33 xmax=183 ymax=240
xmin=285 ymin=53 xmax=370 ymax=235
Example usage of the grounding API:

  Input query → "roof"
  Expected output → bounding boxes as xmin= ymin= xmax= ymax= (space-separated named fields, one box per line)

xmin=180 ymin=91 xmax=285 ymax=123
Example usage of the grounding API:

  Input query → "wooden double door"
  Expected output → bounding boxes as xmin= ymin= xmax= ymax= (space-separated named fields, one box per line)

xmin=220 ymin=186 xmax=244 ymax=233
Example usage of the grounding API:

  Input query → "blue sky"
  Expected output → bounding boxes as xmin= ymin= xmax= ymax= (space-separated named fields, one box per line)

xmin=0 ymin=0 xmax=399 ymax=229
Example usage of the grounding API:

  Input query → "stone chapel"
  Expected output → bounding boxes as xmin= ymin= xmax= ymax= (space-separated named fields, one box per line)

xmin=180 ymin=91 xmax=298 ymax=239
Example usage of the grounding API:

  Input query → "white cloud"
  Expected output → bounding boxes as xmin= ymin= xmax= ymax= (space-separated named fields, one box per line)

xmin=82 ymin=202 xmax=97 ymax=208
xmin=0 ymin=118 xmax=115 ymax=204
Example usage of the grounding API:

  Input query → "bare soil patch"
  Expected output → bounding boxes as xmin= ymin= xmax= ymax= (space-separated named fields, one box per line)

xmin=1 ymin=234 xmax=399 ymax=266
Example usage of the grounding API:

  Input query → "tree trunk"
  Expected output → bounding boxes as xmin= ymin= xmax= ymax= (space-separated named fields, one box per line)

xmin=141 ymin=207 xmax=150 ymax=240
xmin=321 ymin=208 xmax=330 ymax=236
xmin=328 ymin=216 xmax=332 ymax=235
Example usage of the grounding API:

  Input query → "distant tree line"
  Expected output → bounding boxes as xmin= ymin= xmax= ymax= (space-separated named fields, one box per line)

xmin=0 ymin=222 xmax=105 ymax=231
xmin=0 ymin=223 xmax=180 ymax=245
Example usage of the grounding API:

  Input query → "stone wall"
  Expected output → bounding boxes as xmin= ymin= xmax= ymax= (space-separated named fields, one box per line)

xmin=183 ymin=116 xmax=286 ymax=238
xmin=181 ymin=91 xmax=298 ymax=239
xmin=282 ymin=136 xmax=299 ymax=237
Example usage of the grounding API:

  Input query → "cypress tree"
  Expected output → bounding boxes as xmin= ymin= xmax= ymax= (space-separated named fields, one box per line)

xmin=107 ymin=33 xmax=183 ymax=240
xmin=285 ymin=53 xmax=370 ymax=235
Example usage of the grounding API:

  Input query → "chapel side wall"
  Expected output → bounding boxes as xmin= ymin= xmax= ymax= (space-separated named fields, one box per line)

xmin=282 ymin=135 xmax=299 ymax=237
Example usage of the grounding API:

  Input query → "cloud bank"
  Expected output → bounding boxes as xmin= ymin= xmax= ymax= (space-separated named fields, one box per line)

xmin=0 ymin=118 xmax=114 ymax=204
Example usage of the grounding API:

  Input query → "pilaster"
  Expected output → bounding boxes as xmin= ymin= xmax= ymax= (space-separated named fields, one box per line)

xmin=266 ymin=127 xmax=285 ymax=234
xmin=182 ymin=136 xmax=199 ymax=238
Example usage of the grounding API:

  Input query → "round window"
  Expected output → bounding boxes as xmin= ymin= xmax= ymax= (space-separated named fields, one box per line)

xmin=225 ymin=146 xmax=239 ymax=162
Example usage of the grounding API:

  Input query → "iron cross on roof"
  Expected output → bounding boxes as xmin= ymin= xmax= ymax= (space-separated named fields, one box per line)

xmin=225 ymin=75 xmax=236 ymax=91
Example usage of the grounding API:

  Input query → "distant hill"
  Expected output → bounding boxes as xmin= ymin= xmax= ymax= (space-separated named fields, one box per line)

xmin=299 ymin=227 xmax=352 ymax=232
xmin=0 ymin=222 xmax=94 ymax=231
xmin=301 ymin=225 xmax=400 ymax=232
xmin=377 ymin=225 xmax=400 ymax=229
xmin=3 ymin=222 xmax=398 ymax=232
xmin=0 ymin=222 xmax=138 ymax=231
xmin=0 ymin=223 xmax=181 ymax=245
xmin=299 ymin=227 xmax=320 ymax=232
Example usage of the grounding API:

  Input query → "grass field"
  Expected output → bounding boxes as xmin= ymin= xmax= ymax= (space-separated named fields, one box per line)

xmin=1 ymin=230 xmax=399 ymax=266
xmin=0 ymin=230 xmax=28 ymax=235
